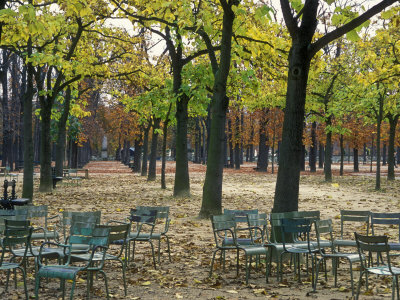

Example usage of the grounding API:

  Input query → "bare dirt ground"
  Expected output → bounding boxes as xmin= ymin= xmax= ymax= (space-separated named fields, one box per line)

xmin=2 ymin=160 xmax=400 ymax=300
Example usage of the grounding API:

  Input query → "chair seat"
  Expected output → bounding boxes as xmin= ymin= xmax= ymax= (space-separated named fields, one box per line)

xmin=223 ymin=237 xmax=253 ymax=246
xmin=129 ymin=232 xmax=160 ymax=240
xmin=240 ymin=245 xmax=269 ymax=256
xmin=333 ymin=239 xmax=357 ymax=247
xmin=31 ymin=231 xmax=59 ymax=240
xmin=71 ymin=252 xmax=118 ymax=262
xmin=324 ymin=252 xmax=360 ymax=262
xmin=389 ymin=243 xmax=400 ymax=251
xmin=367 ymin=266 xmax=400 ymax=276
xmin=0 ymin=262 xmax=20 ymax=270
xmin=37 ymin=265 xmax=82 ymax=280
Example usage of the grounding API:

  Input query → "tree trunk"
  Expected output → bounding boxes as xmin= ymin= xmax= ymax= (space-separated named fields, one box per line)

xmin=200 ymin=3 xmax=236 ymax=218
xmin=132 ymin=138 xmax=142 ymax=173
xmin=228 ymin=118 xmax=234 ymax=168
xmin=382 ymin=143 xmax=387 ymax=166
xmin=318 ymin=142 xmax=324 ymax=169
xmin=141 ymin=124 xmax=150 ymax=176
xmin=340 ymin=134 xmax=344 ymax=176
xmin=39 ymin=96 xmax=53 ymax=192
xmin=173 ymin=88 xmax=190 ymax=196
xmin=148 ymin=118 xmax=161 ymax=181
xmin=161 ymin=104 xmax=172 ymax=189
xmin=273 ymin=38 xmax=312 ymax=212
xmin=353 ymin=148 xmax=359 ymax=172
xmin=257 ymin=126 xmax=268 ymax=172
xmin=363 ymin=143 xmax=367 ymax=164
xmin=55 ymin=87 xmax=71 ymax=177
xmin=387 ymin=114 xmax=398 ymax=180
xmin=309 ymin=121 xmax=317 ymax=172
xmin=375 ymin=94 xmax=383 ymax=190
xmin=1 ymin=50 xmax=12 ymax=169
xmin=324 ymin=117 xmax=332 ymax=182
xmin=22 ymin=38 xmax=34 ymax=201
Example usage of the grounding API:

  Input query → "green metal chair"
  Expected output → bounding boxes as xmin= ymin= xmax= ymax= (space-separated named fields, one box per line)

xmin=280 ymin=218 xmax=318 ymax=286
xmin=334 ymin=210 xmax=370 ymax=250
xmin=137 ymin=206 xmax=171 ymax=264
xmin=15 ymin=205 xmax=59 ymax=242
xmin=71 ymin=221 xmax=131 ymax=296
xmin=127 ymin=208 xmax=158 ymax=268
xmin=59 ymin=211 xmax=101 ymax=241
xmin=0 ymin=226 xmax=33 ymax=300
xmin=35 ymin=226 xmax=111 ymax=300
xmin=313 ymin=219 xmax=361 ymax=296
xmin=355 ymin=233 xmax=400 ymax=300
xmin=210 ymin=214 xmax=268 ymax=284
xmin=370 ymin=212 xmax=400 ymax=251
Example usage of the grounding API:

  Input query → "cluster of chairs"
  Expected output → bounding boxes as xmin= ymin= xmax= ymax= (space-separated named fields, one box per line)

xmin=0 ymin=205 xmax=171 ymax=299
xmin=210 ymin=209 xmax=400 ymax=299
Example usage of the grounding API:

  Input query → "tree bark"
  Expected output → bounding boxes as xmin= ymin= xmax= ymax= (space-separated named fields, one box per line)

xmin=387 ymin=114 xmax=399 ymax=180
xmin=340 ymin=134 xmax=344 ymax=176
xmin=324 ymin=126 xmax=332 ymax=182
xmin=22 ymin=38 xmax=34 ymax=201
xmin=353 ymin=148 xmax=359 ymax=172
xmin=375 ymin=93 xmax=383 ymax=190
xmin=55 ymin=87 xmax=71 ymax=177
xmin=141 ymin=124 xmax=150 ymax=176
xmin=200 ymin=1 xmax=236 ymax=218
xmin=309 ymin=121 xmax=317 ymax=172
xmin=161 ymin=104 xmax=172 ymax=189
xmin=132 ymin=137 xmax=142 ymax=173
xmin=148 ymin=118 xmax=161 ymax=181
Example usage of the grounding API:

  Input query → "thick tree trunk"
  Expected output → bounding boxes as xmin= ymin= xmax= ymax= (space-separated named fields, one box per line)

xmin=382 ymin=143 xmax=387 ymax=166
xmin=363 ymin=143 xmax=367 ymax=164
xmin=353 ymin=148 xmax=359 ymax=172
xmin=257 ymin=118 xmax=268 ymax=172
xmin=173 ymin=84 xmax=190 ymax=196
xmin=200 ymin=3 xmax=236 ymax=218
xmin=148 ymin=118 xmax=161 ymax=181
xmin=1 ymin=50 xmax=12 ymax=169
xmin=55 ymin=88 xmax=71 ymax=177
xmin=22 ymin=40 xmax=34 ymax=201
xmin=309 ymin=121 xmax=317 ymax=172
xmin=387 ymin=114 xmax=398 ymax=180
xmin=340 ymin=134 xmax=344 ymax=176
xmin=273 ymin=40 xmax=312 ymax=212
xmin=133 ymin=137 xmax=142 ymax=173
xmin=375 ymin=95 xmax=383 ymax=190
xmin=39 ymin=96 xmax=53 ymax=192
xmin=228 ymin=118 xmax=234 ymax=168
xmin=141 ymin=125 xmax=150 ymax=176
xmin=318 ymin=143 xmax=324 ymax=169
xmin=161 ymin=104 xmax=172 ymax=189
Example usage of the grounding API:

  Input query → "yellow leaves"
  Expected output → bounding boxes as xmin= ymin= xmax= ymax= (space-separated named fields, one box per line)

xmin=141 ymin=281 xmax=151 ymax=286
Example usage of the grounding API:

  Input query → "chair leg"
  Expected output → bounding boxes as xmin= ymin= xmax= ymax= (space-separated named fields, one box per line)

xmin=245 ymin=254 xmax=249 ymax=284
xmin=314 ymin=258 xmax=322 ymax=292
xmin=209 ymin=249 xmax=218 ymax=277
xmin=149 ymin=241 xmax=157 ymax=269
xmin=348 ymin=261 xmax=354 ymax=296
xmin=236 ymin=248 xmax=240 ymax=276
xmin=99 ymin=270 xmax=109 ymax=300
xmin=396 ymin=275 xmax=399 ymax=299
xmin=70 ymin=277 xmax=77 ymax=300
xmin=355 ymin=271 xmax=365 ymax=300
xmin=18 ymin=266 xmax=28 ymax=300
xmin=165 ymin=235 xmax=171 ymax=262
xmin=120 ymin=258 xmax=127 ymax=296
xmin=35 ymin=275 xmax=41 ymax=300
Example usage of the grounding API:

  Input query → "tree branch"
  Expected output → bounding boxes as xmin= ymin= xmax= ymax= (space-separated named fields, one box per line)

xmin=309 ymin=0 xmax=398 ymax=57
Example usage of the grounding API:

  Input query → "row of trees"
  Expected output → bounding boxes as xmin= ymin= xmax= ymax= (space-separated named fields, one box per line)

xmin=0 ymin=1 xmax=398 ymax=216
